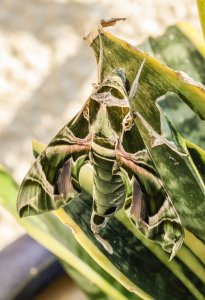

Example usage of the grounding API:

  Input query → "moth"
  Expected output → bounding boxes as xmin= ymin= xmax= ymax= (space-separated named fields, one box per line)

xmin=17 ymin=35 xmax=183 ymax=258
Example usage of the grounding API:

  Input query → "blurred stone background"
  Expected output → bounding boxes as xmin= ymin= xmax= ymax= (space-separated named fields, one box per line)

xmin=0 ymin=0 xmax=202 ymax=250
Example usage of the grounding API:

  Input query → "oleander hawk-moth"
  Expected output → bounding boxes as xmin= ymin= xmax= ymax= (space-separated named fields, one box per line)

xmin=17 ymin=36 xmax=183 ymax=258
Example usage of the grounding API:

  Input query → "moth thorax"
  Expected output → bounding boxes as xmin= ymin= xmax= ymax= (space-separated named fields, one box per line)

xmin=91 ymin=103 xmax=116 ymax=140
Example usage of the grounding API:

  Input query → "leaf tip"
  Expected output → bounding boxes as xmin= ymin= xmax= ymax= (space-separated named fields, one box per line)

xmin=83 ymin=17 xmax=126 ymax=45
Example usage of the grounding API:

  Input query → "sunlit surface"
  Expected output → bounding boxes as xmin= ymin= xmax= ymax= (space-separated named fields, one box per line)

xmin=0 ymin=0 xmax=201 ymax=250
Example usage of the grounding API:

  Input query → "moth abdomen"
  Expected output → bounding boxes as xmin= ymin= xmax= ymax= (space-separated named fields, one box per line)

xmin=91 ymin=150 xmax=126 ymax=230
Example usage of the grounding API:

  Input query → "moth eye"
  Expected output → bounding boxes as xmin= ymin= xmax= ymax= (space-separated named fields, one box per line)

xmin=104 ymin=205 xmax=117 ymax=216
xmin=93 ymin=214 xmax=105 ymax=225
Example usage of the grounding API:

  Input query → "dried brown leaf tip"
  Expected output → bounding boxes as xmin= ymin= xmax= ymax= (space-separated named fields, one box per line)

xmin=100 ymin=17 xmax=126 ymax=28
xmin=83 ymin=17 xmax=126 ymax=44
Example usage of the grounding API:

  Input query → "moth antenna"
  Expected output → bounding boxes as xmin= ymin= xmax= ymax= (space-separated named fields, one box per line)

xmin=98 ymin=33 xmax=104 ymax=84
xmin=129 ymin=54 xmax=148 ymax=102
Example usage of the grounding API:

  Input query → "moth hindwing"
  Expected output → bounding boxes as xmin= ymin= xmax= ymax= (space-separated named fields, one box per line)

xmin=17 ymin=50 xmax=183 ymax=258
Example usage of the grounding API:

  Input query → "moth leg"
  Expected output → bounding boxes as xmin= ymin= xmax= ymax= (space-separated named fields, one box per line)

xmin=54 ymin=154 xmax=88 ymax=201
xmin=54 ymin=158 xmax=74 ymax=198
xmin=123 ymin=112 xmax=133 ymax=132
xmin=130 ymin=177 xmax=148 ymax=224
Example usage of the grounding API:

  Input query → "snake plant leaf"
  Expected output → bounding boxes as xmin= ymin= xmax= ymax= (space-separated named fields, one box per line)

xmin=9 ymin=19 xmax=205 ymax=300
xmin=142 ymin=23 xmax=205 ymax=149
xmin=86 ymin=19 xmax=205 ymax=242
xmin=85 ymin=23 xmax=205 ymax=129
xmin=185 ymin=139 xmax=205 ymax=183
xmin=0 ymin=163 xmax=200 ymax=300
xmin=17 ymin=47 xmax=185 ymax=257
xmin=164 ymin=113 xmax=205 ymax=183
xmin=134 ymin=112 xmax=205 ymax=241
xmin=42 ymin=141 xmax=205 ymax=299
xmin=197 ymin=0 xmax=205 ymax=40
xmin=0 ymin=165 xmax=142 ymax=300
xmin=2 ymin=139 xmax=201 ymax=299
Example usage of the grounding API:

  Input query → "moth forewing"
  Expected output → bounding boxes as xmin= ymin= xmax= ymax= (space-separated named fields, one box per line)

xmin=17 ymin=102 xmax=91 ymax=218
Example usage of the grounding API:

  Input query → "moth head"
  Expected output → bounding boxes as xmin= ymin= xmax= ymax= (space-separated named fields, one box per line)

xmin=90 ymin=68 xmax=131 ymax=136
xmin=103 ymin=68 xmax=130 ymax=96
